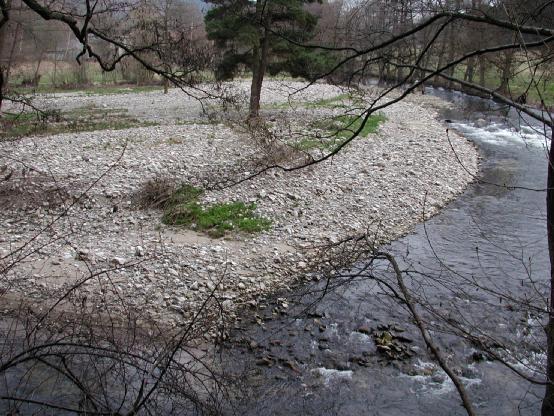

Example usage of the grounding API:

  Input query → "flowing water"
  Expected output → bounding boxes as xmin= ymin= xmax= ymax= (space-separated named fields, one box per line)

xmin=222 ymin=89 xmax=553 ymax=415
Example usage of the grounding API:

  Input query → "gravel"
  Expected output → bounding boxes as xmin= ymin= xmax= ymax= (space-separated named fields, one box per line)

xmin=0 ymin=81 xmax=478 ymax=336
xmin=18 ymin=79 xmax=347 ymax=122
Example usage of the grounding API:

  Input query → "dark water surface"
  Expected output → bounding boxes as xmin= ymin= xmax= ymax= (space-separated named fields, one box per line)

xmin=222 ymin=90 xmax=553 ymax=416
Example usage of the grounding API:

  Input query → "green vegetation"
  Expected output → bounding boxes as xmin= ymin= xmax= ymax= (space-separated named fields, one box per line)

xmin=162 ymin=184 xmax=271 ymax=238
xmin=295 ymin=113 xmax=386 ymax=151
xmin=506 ymin=73 xmax=554 ymax=107
xmin=0 ymin=111 xmax=58 ymax=138
xmin=0 ymin=107 xmax=156 ymax=139
xmin=449 ymin=62 xmax=554 ymax=107
xmin=329 ymin=113 xmax=387 ymax=139
xmin=304 ymin=93 xmax=355 ymax=109
xmin=205 ymin=0 xmax=331 ymax=82
xmin=205 ymin=0 xmax=337 ymax=116
xmin=9 ymin=60 xmax=167 ymax=95
xmin=263 ymin=92 xmax=358 ymax=111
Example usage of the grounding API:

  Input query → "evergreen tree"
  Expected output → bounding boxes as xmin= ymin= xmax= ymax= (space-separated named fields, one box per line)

xmin=205 ymin=0 xmax=333 ymax=118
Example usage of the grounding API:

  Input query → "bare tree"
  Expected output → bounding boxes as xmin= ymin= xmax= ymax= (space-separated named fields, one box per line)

xmin=0 ymin=0 xmax=213 ymax=112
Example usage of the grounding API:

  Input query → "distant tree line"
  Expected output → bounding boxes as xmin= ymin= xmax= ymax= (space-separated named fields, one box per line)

xmin=3 ymin=1 xmax=550 ymax=108
xmin=0 ymin=0 xmax=207 ymax=95
xmin=306 ymin=0 xmax=553 ymax=107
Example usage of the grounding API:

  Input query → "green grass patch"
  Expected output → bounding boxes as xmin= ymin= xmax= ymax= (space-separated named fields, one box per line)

xmin=162 ymin=184 xmax=271 ymax=238
xmin=2 ymin=112 xmax=38 ymax=123
xmin=329 ymin=113 xmax=386 ymax=138
xmin=508 ymin=75 xmax=554 ymax=107
xmin=295 ymin=113 xmax=386 ymax=151
xmin=0 ymin=106 xmax=157 ymax=139
xmin=304 ymin=93 xmax=353 ymax=109
xmin=294 ymin=137 xmax=328 ymax=151
xmin=263 ymin=92 xmax=357 ymax=110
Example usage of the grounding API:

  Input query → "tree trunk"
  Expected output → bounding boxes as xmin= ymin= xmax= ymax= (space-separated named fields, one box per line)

xmin=53 ymin=54 xmax=58 ymax=87
xmin=478 ymin=56 xmax=486 ymax=87
xmin=5 ymin=22 xmax=20 ymax=87
xmin=249 ymin=42 xmax=262 ymax=119
xmin=385 ymin=60 xmax=394 ymax=84
xmin=445 ymin=32 xmax=456 ymax=88
xmin=0 ymin=23 xmax=6 ymax=115
xmin=435 ymin=40 xmax=447 ymax=88
xmin=395 ymin=50 xmax=404 ymax=83
xmin=33 ymin=52 xmax=44 ymax=87
xmin=0 ymin=69 xmax=4 ymax=115
xmin=542 ymin=130 xmax=554 ymax=415
xmin=444 ymin=0 xmax=461 ymax=89
xmin=378 ymin=60 xmax=387 ymax=85
xmin=163 ymin=4 xmax=170 ymax=95
xmin=497 ymin=49 xmax=514 ymax=96
xmin=248 ymin=2 xmax=270 ymax=119
xmin=464 ymin=57 xmax=475 ymax=83
xmin=249 ymin=32 xmax=269 ymax=119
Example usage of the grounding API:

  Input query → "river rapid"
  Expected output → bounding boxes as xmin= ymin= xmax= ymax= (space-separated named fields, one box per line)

xmin=221 ymin=89 xmax=553 ymax=416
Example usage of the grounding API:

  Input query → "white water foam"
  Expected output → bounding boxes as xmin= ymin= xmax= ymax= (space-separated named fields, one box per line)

xmin=402 ymin=360 xmax=481 ymax=396
xmin=450 ymin=122 xmax=550 ymax=149
xmin=313 ymin=368 xmax=353 ymax=387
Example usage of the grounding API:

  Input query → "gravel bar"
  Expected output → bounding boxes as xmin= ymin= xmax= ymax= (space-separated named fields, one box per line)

xmin=0 ymin=81 xmax=478 ymax=336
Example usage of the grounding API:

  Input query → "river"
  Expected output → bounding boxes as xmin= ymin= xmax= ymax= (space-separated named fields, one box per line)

xmin=1 ymin=89 xmax=551 ymax=415
xmin=221 ymin=89 xmax=553 ymax=415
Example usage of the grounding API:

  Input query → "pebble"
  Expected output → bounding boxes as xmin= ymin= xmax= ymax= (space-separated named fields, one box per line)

xmin=111 ymin=257 xmax=126 ymax=266
xmin=1 ymin=80 xmax=478 ymax=331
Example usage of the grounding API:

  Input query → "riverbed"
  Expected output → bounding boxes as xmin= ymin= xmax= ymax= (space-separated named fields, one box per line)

xmin=2 ymin=83 xmax=541 ymax=415
xmin=219 ymin=88 xmax=552 ymax=416
xmin=0 ymin=81 xmax=477 ymax=330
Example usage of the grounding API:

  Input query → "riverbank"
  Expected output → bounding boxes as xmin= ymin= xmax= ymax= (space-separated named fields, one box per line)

xmin=0 ymin=80 xmax=479 ymax=337
xmin=219 ymin=84 xmax=551 ymax=416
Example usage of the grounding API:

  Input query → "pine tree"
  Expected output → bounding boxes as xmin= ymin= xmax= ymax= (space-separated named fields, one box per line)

xmin=205 ymin=0 xmax=333 ymax=118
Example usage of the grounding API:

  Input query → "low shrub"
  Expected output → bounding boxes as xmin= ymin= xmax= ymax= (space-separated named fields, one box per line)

xmin=161 ymin=184 xmax=271 ymax=238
